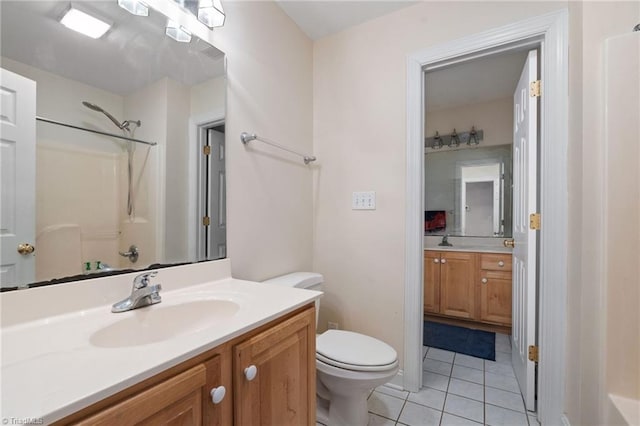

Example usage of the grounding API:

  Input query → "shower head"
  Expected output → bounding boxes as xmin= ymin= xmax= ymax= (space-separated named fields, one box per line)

xmin=82 ymin=101 xmax=127 ymax=130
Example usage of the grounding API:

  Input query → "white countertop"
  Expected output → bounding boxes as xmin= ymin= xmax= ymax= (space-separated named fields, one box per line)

xmin=423 ymin=235 xmax=513 ymax=254
xmin=0 ymin=260 xmax=321 ymax=424
xmin=424 ymin=246 xmax=512 ymax=254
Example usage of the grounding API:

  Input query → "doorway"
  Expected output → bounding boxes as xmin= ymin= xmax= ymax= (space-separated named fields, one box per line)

xmin=423 ymin=45 xmax=539 ymax=414
xmin=404 ymin=10 xmax=568 ymax=425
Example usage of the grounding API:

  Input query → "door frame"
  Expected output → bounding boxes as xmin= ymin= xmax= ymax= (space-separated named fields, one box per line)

xmin=404 ymin=9 xmax=568 ymax=424
xmin=187 ymin=109 xmax=225 ymax=262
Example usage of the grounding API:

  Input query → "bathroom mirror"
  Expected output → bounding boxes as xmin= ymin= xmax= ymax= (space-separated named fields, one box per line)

xmin=0 ymin=0 xmax=226 ymax=290
xmin=424 ymin=145 xmax=512 ymax=238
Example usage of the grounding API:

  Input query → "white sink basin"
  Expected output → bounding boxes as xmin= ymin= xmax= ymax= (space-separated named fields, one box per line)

xmin=90 ymin=299 xmax=240 ymax=347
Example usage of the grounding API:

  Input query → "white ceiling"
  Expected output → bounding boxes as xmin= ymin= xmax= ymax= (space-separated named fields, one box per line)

xmin=0 ymin=1 xmax=225 ymax=95
xmin=425 ymin=50 xmax=529 ymax=111
xmin=276 ymin=1 xmax=417 ymax=40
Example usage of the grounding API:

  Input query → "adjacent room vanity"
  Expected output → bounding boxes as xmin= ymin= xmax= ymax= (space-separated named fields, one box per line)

xmin=0 ymin=260 xmax=321 ymax=425
xmin=424 ymin=245 xmax=513 ymax=333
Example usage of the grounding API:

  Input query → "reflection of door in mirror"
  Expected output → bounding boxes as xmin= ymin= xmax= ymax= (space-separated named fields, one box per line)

xmin=0 ymin=1 xmax=226 ymax=289
xmin=459 ymin=163 xmax=502 ymax=236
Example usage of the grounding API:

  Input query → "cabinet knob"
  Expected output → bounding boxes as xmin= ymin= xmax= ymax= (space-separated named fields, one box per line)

xmin=440 ymin=259 xmax=447 ymax=264
xmin=210 ymin=386 xmax=226 ymax=404
xmin=433 ymin=258 xmax=440 ymax=264
xmin=244 ymin=365 xmax=258 ymax=381
xmin=498 ymin=261 xmax=505 ymax=267
xmin=481 ymin=278 xmax=488 ymax=284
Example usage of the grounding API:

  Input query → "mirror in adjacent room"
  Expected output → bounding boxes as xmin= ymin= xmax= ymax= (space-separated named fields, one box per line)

xmin=424 ymin=49 xmax=529 ymax=238
xmin=0 ymin=0 xmax=226 ymax=290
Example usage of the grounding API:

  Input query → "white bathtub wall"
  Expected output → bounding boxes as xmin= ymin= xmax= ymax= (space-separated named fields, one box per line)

xmin=121 ymin=79 xmax=166 ymax=268
xmin=36 ymin=143 xmax=121 ymax=275
xmin=603 ymin=31 xmax=640 ymax=426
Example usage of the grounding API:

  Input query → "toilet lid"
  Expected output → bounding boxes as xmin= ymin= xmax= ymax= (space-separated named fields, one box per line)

xmin=316 ymin=330 xmax=398 ymax=372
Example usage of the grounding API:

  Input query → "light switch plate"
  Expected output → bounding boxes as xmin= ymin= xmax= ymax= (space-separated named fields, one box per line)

xmin=352 ymin=191 xmax=376 ymax=210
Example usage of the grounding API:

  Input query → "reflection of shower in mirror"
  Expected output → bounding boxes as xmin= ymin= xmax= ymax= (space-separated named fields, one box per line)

xmin=82 ymin=101 xmax=141 ymax=219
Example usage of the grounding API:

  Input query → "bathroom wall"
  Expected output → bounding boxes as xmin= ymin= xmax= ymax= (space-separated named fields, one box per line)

xmin=312 ymin=1 xmax=566 ymax=373
xmin=206 ymin=2 xmax=315 ymax=280
xmin=191 ymin=75 xmax=225 ymax=117
xmin=565 ymin=2 xmax=640 ymax=425
xmin=425 ymin=97 xmax=513 ymax=148
xmin=0 ymin=57 xmax=124 ymax=279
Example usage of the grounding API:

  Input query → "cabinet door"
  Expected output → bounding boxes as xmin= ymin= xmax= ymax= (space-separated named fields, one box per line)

xmin=233 ymin=307 xmax=316 ymax=426
xmin=203 ymin=354 xmax=232 ymax=426
xmin=424 ymin=251 xmax=441 ymax=314
xmin=77 ymin=365 xmax=206 ymax=426
xmin=439 ymin=252 xmax=475 ymax=319
xmin=479 ymin=270 xmax=512 ymax=326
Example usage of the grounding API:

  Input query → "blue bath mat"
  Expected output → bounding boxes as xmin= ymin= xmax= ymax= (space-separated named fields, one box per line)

xmin=424 ymin=321 xmax=495 ymax=361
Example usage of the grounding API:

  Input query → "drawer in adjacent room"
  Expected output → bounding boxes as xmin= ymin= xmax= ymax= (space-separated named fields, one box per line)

xmin=479 ymin=253 xmax=512 ymax=272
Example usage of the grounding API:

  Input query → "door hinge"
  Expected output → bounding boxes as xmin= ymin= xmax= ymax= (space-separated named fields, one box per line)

xmin=529 ymin=213 xmax=541 ymax=230
xmin=203 ymin=145 xmax=211 ymax=156
xmin=528 ymin=345 xmax=539 ymax=363
xmin=530 ymin=80 xmax=541 ymax=97
xmin=202 ymin=216 xmax=210 ymax=226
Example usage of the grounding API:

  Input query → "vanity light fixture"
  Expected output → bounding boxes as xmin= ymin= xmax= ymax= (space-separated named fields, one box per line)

xmin=166 ymin=19 xmax=192 ymax=43
xmin=118 ymin=0 xmax=149 ymax=17
xmin=198 ymin=0 xmax=225 ymax=28
xmin=59 ymin=6 xmax=111 ymax=39
xmin=449 ymin=128 xmax=460 ymax=147
xmin=433 ymin=131 xmax=443 ymax=149
xmin=467 ymin=126 xmax=480 ymax=145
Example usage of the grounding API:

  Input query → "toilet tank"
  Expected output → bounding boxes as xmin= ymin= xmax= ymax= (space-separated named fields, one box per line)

xmin=262 ymin=272 xmax=323 ymax=326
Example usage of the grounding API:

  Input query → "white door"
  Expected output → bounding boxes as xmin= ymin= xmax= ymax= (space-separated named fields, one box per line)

xmin=511 ymin=49 xmax=538 ymax=411
xmin=0 ymin=68 xmax=36 ymax=288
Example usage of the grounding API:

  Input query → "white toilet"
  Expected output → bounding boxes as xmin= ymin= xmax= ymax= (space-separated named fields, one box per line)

xmin=263 ymin=272 xmax=399 ymax=426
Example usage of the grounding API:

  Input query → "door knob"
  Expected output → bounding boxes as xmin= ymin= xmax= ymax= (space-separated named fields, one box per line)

xmin=433 ymin=258 xmax=440 ymax=264
xmin=503 ymin=239 xmax=515 ymax=248
xmin=17 ymin=243 xmax=35 ymax=255
xmin=481 ymin=278 xmax=488 ymax=284
xmin=440 ymin=259 xmax=447 ymax=264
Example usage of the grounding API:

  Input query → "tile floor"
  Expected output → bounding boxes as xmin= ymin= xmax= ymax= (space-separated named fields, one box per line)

xmin=363 ymin=333 xmax=541 ymax=426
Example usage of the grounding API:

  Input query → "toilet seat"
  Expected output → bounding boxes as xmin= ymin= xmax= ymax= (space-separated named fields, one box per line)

xmin=316 ymin=330 xmax=398 ymax=372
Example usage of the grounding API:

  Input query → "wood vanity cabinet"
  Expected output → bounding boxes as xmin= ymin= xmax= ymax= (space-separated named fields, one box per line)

xmin=423 ymin=251 xmax=441 ymax=313
xmin=58 ymin=305 xmax=315 ymax=426
xmin=424 ymin=250 xmax=513 ymax=329
xmin=424 ymin=251 xmax=475 ymax=319
xmin=477 ymin=253 xmax=513 ymax=326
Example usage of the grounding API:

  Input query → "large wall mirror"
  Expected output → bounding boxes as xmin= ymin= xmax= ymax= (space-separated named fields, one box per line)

xmin=1 ymin=0 xmax=226 ymax=290
xmin=425 ymin=145 xmax=512 ymax=238
xmin=424 ymin=49 xmax=527 ymax=239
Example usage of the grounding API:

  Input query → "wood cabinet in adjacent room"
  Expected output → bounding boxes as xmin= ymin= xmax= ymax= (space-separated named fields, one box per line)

xmin=478 ymin=253 xmax=513 ymax=326
xmin=424 ymin=250 xmax=513 ymax=330
xmin=424 ymin=251 xmax=476 ymax=320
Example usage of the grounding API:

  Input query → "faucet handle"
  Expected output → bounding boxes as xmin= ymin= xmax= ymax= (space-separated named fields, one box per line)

xmin=133 ymin=270 xmax=158 ymax=289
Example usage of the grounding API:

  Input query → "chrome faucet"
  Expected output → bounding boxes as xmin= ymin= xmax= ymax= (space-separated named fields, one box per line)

xmin=112 ymin=271 xmax=162 ymax=313
xmin=438 ymin=234 xmax=453 ymax=247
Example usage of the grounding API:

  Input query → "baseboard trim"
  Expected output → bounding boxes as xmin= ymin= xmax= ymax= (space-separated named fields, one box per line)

xmin=385 ymin=369 xmax=405 ymax=390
